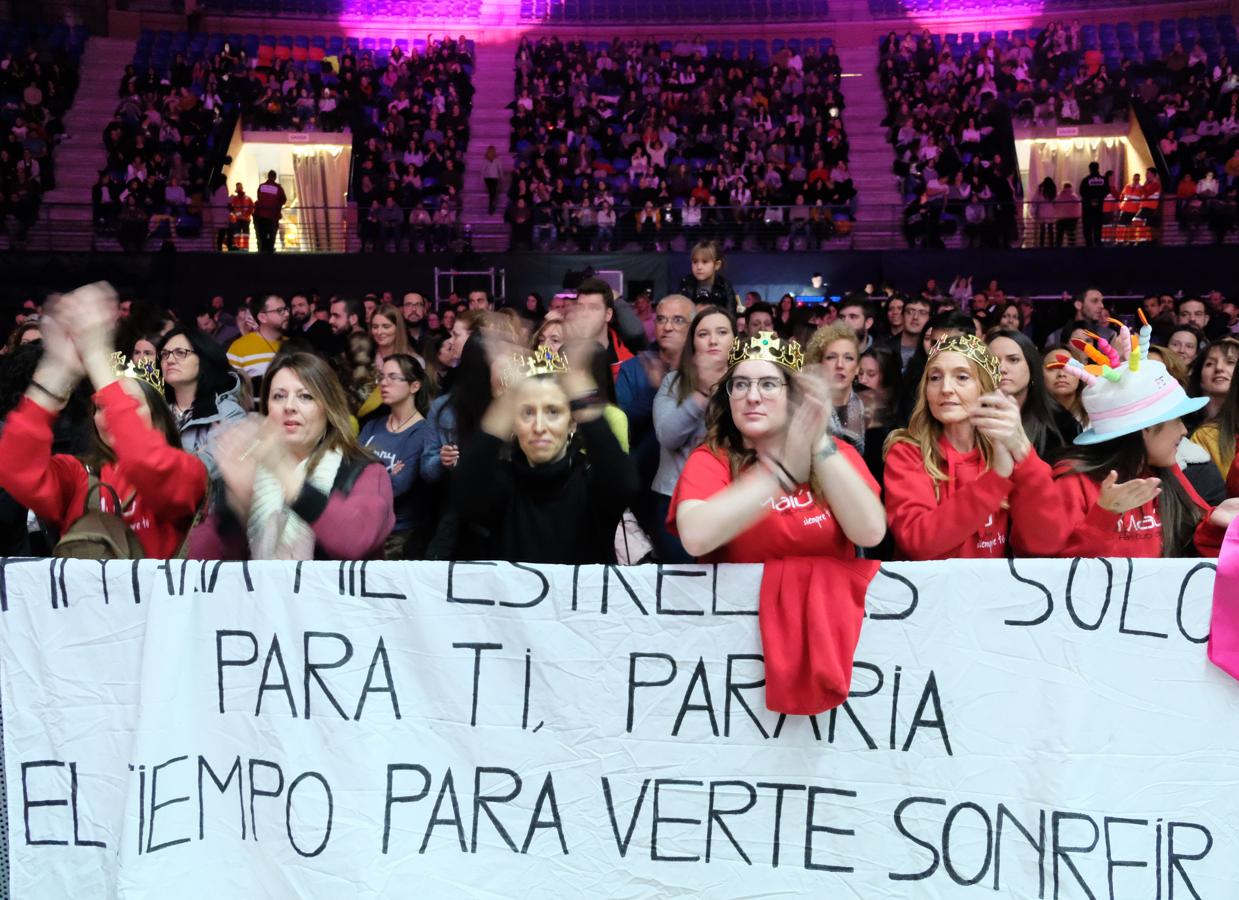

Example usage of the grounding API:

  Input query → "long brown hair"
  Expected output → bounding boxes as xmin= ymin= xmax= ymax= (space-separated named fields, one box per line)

xmin=674 ymin=307 xmax=736 ymax=403
xmin=1054 ymin=427 xmax=1201 ymax=557
xmin=261 ymin=352 xmax=372 ymax=472
xmin=883 ymin=349 xmax=999 ymax=487
xmin=1211 ymin=346 xmax=1239 ymax=473
xmin=83 ymin=376 xmax=183 ymax=471
xmin=371 ymin=303 xmax=411 ymax=358
xmin=703 ymin=360 xmax=799 ymax=478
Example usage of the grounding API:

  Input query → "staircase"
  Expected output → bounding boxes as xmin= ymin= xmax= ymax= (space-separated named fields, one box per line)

xmin=461 ymin=37 xmax=518 ymax=253
xmin=836 ymin=43 xmax=902 ymax=249
xmin=41 ymin=37 xmax=134 ymax=251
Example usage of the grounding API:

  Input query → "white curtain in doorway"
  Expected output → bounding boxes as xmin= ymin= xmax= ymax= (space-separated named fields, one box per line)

xmin=292 ymin=146 xmax=349 ymax=252
xmin=1027 ymin=137 xmax=1126 ymax=195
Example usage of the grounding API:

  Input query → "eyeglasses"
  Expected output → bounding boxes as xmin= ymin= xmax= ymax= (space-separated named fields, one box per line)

xmin=655 ymin=315 xmax=689 ymax=327
xmin=263 ymin=305 xmax=288 ymax=315
xmin=158 ymin=348 xmax=197 ymax=361
xmin=376 ymin=374 xmax=410 ymax=384
xmin=726 ymin=377 xmax=787 ymax=398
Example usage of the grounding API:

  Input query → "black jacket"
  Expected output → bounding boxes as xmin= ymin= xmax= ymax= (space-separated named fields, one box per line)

xmin=678 ymin=274 xmax=738 ymax=318
xmin=450 ymin=418 xmax=639 ymax=564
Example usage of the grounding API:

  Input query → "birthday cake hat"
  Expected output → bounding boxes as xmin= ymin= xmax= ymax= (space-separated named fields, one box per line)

xmin=1047 ymin=312 xmax=1206 ymax=445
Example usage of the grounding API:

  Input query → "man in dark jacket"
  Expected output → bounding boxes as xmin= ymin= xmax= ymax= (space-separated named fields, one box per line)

xmin=1079 ymin=161 xmax=1108 ymax=247
xmin=252 ymin=170 xmax=287 ymax=253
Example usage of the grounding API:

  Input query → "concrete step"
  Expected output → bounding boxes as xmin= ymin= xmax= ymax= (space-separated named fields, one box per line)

xmin=43 ymin=37 xmax=137 ymax=207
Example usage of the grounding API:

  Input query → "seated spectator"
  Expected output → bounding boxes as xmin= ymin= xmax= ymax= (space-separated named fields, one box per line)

xmin=507 ymin=35 xmax=851 ymax=250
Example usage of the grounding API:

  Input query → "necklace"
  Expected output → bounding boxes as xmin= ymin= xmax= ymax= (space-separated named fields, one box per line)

xmin=388 ymin=409 xmax=421 ymax=432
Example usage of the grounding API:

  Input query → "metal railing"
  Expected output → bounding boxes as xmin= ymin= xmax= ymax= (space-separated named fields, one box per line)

xmin=9 ymin=199 xmax=1234 ymax=253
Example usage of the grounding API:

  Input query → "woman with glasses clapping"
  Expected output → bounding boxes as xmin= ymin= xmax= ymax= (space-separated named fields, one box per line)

xmin=668 ymin=331 xmax=886 ymax=562
xmin=158 ymin=326 xmax=248 ymax=481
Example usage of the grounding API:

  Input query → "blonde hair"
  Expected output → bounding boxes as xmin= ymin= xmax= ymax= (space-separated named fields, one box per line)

xmin=532 ymin=311 xmax=565 ymax=349
xmin=805 ymin=323 xmax=860 ymax=363
xmin=883 ymin=349 xmax=999 ymax=487
xmin=1149 ymin=345 xmax=1188 ymax=388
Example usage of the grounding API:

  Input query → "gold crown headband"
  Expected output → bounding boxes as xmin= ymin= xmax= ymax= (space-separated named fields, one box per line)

xmin=110 ymin=351 xmax=165 ymax=392
xmin=727 ymin=331 xmax=804 ymax=372
xmin=928 ymin=333 xmax=1002 ymax=384
xmin=501 ymin=345 xmax=570 ymax=387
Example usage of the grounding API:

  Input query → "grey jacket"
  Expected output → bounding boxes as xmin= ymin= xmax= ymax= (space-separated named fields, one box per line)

xmin=651 ymin=371 xmax=707 ymax=496
xmin=178 ymin=371 xmax=248 ymax=480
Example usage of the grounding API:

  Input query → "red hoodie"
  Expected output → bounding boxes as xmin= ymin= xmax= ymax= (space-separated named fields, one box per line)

xmin=1012 ymin=463 xmax=1224 ymax=558
xmin=883 ymin=436 xmax=1051 ymax=560
xmin=0 ymin=383 xmax=207 ymax=558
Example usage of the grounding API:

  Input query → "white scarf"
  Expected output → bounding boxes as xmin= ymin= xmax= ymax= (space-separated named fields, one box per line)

xmin=246 ymin=449 xmax=343 ymax=560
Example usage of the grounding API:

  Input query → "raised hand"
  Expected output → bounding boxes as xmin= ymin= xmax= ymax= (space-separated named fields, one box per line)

xmin=57 ymin=281 xmax=119 ymax=363
xmin=970 ymin=391 xmax=1031 ymax=460
xmin=1097 ymin=470 xmax=1161 ymax=515
xmin=778 ymin=365 xmax=833 ymax=483
xmin=213 ymin=417 xmax=263 ymax=518
xmin=36 ymin=301 xmax=85 ymax=380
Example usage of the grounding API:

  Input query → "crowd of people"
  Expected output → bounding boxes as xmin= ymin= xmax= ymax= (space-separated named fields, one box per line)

xmin=5 ymin=240 xmax=1239 ymax=564
xmin=879 ymin=28 xmax=1027 ymax=248
xmin=348 ymin=36 xmax=474 ymax=252
xmin=881 ymin=18 xmax=1239 ymax=247
xmin=97 ymin=33 xmax=473 ymax=253
xmin=1 ymin=26 xmax=84 ymax=248
xmin=1148 ymin=29 xmax=1239 ymax=241
xmin=505 ymin=35 xmax=855 ymax=252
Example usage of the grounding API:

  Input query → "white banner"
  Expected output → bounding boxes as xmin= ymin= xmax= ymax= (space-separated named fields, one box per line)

xmin=1 ymin=558 xmax=1237 ymax=899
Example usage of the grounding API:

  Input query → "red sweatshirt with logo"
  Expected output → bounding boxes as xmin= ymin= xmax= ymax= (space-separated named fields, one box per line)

xmin=883 ymin=436 xmax=1053 ymax=560
xmin=1012 ymin=463 xmax=1223 ymax=558
xmin=0 ymin=383 xmax=207 ymax=557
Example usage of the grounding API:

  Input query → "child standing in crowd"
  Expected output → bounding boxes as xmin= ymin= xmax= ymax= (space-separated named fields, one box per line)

xmin=677 ymin=240 xmax=740 ymax=317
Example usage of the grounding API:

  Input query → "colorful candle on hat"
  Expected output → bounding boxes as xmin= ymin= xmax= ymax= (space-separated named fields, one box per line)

xmin=1072 ymin=338 xmax=1112 ymax=368
xmin=1107 ymin=318 xmax=1132 ymax=362
xmin=1059 ymin=355 xmax=1100 ymax=386
xmin=1136 ymin=309 xmax=1153 ymax=360
xmin=1085 ymin=331 xmax=1121 ymax=368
